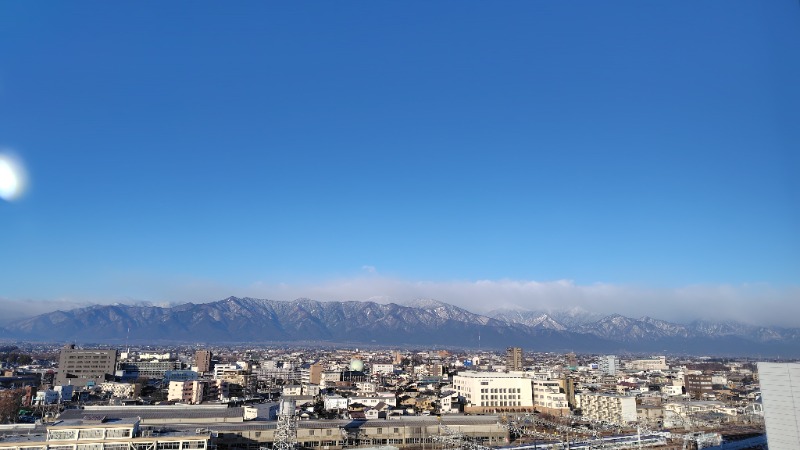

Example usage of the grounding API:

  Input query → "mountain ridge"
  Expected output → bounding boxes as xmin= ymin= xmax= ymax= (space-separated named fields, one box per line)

xmin=1 ymin=297 xmax=798 ymax=356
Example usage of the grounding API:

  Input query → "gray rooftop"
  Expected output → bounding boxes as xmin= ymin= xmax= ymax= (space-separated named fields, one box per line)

xmin=59 ymin=406 xmax=244 ymax=422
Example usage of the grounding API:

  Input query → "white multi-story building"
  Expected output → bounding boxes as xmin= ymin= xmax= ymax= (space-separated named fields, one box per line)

xmin=321 ymin=371 xmax=342 ymax=388
xmin=168 ymin=380 xmax=204 ymax=404
xmin=579 ymin=393 xmax=637 ymax=425
xmin=53 ymin=385 xmax=74 ymax=402
xmin=167 ymin=380 xmax=228 ymax=404
xmin=452 ymin=371 xmax=534 ymax=413
xmin=757 ymin=362 xmax=800 ymax=450
xmin=349 ymin=395 xmax=397 ymax=408
xmin=600 ymin=355 xmax=619 ymax=375
xmin=302 ymin=383 xmax=321 ymax=396
xmin=371 ymin=363 xmax=395 ymax=374
xmin=214 ymin=363 xmax=242 ymax=379
xmin=139 ymin=352 xmax=172 ymax=361
xmin=532 ymin=379 xmax=569 ymax=415
xmin=282 ymin=384 xmax=302 ymax=396
xmin=323 ymin=394 xmax=349 ymax=410
xmin=0 ymin=417 xmax=210 ymax=450
xmin=98 ymin=382 xmax=140 ymax=398
xmin=661 ymin=385 xmax=684 ymax=397
xmin=626 ymin=356 xmax=668 ymax=371
xmin=356 ymin=381 xmax=376 ymax=393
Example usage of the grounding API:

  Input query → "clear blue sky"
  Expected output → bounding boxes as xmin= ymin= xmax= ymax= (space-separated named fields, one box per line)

xmin=0 ymin=1 xmax=798 ymax=314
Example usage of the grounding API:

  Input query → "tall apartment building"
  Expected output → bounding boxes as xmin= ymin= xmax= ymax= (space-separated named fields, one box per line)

xmin=600 ymin=355 xmax=618 ymax=375
xmin=309 ymin=363 xmax=323 ymax=385
xmin=506 ymin=347 xmax=523 ymax=371
xmin=55 ymin=345 xmax=117 ymax=387
xmin=196 ymin=350 xmax=213 ymax=373
xmin=757 ymin=362 xmax=800 ymax=450
xmin=452 ymin=371 xmax=534 ymax=413
xmin=579 ymin=393 xmax=637 ymax=425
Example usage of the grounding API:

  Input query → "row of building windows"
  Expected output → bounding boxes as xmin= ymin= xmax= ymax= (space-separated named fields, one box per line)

xmin=480 ymin=387 xmax=522 ymax=393
xmin=481 ymin=400 xmax=522 ymax=407
xmin=481 ymin=394 xmax=521 ymax=400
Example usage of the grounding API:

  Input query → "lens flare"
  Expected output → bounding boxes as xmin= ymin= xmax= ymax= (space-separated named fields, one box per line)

xmin=0 ymin=152 xmax=28 ymax=201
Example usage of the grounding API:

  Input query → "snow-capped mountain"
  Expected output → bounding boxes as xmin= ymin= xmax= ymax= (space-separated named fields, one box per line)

xmin=1 ymin=297 xmax=798 ymax=356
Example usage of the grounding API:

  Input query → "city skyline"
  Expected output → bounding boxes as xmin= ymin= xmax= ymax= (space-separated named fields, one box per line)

xmin=1 ymin=2 xmax=798 ymax=327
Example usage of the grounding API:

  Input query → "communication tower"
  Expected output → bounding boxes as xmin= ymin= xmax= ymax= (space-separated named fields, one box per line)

xmin=273 ymin=399 xmax=298 ymax=450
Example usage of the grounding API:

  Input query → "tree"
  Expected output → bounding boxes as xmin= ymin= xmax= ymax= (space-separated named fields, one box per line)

xmin=0 ymin=388 xmax=25 ymax=424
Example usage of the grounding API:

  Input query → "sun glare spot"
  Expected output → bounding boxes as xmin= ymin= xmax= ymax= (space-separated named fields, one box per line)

xmin=0 ymin=152 xmax=28 ymax=201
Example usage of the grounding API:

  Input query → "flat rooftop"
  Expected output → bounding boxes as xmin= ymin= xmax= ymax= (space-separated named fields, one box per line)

xmin=59 ymin=406 xmax=244 ymax=422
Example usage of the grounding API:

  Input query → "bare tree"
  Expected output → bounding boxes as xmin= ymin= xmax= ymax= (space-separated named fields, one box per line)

xmin=0 ymin=388 xmax=25 ymax=423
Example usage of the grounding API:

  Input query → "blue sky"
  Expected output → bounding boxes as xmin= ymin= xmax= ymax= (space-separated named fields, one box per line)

xmin=1 ymin=1 xmax=798 ymax=325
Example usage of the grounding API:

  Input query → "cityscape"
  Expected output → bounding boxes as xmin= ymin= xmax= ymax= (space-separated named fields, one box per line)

xmin=0 ymin=340 xmax=791 ymax=450
xmin=1 ymin=1 xmax=798 ymax=450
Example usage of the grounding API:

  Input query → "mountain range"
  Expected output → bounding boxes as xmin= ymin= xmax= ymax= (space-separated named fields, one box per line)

xmin=1 ymin=297 xmax=798 ymax=356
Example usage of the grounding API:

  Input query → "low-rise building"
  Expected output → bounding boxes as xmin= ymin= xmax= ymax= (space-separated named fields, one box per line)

xmin=579 ymin=393 xmax=637 ymax=425
xmin=98 ymin=381 xmax=140 ymax=399
xmin=626 ymin=356 xmax=668 ymax=372
xmin=0 ymin=417 xmax=210 ymax=450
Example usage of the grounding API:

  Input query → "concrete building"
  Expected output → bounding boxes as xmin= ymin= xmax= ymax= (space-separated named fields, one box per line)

xmin=505 ymin=347 xmax=523 ymax=372
xmin=168 ymin=380 xmax=204 ymax=404
xmin=371 ymin=363 xmax=395 ymax=374
xmin=626 ymin=356 xmax=668 ymax=371
xmin=532 ymin=379 xmax=569 ymax=416
xmin=53 ymin=385 xmax=74 ymax=402
xmin=637 ymin=405 xmax=664 ymax=426
xmin=117 ymin=360 xmax=183 ymax=381
xmin=195 ymin=350 xmax=213 ymax=373
xmin=452 ymin=371 xmax=534 ymax=413
xmin=34 ymin=389 xmax=59 ymax=405
xmin=662 ymin=385 xmax=684 ymax=397
xmin=309 ymin=363 xmax=323 ymax=385
xmin=55 ymin=345 xmax=117 ymax=387
xmin=138 ymin=352 xmax=172 ymax=361
xmin=1 ymin=399 xmax=509 ymax=450
xmin=167 ymin=380 xmax=229 ymax=404
xmin=98 ymin=381 xmax=140 ymax=399
xmin=685 ymin=373 xmax=713 ymax=400
xmin=757 ymin=362 xmax=800 ymax=450
xmin=600 ymin=355 xmax=619 ymax=375
xmin=282 ymin=384 xmax=302 ymax=396
xmin=0 ymin=418 xmax=210 ymax=450
xmin=579 ymin=393 xmax=637 ymax=425
xmin=164 ymin=370 xmax=199 ymax=383
xmin=303 ymin=384 xmax=321 ymax=397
